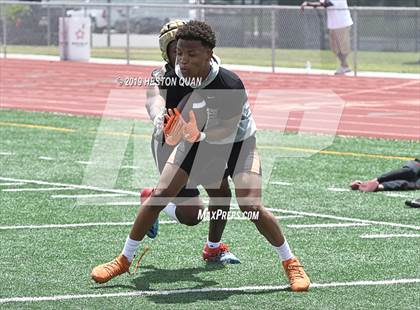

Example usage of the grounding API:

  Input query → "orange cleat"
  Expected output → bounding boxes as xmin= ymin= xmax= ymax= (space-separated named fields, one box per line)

xmin=91 ymin=254 xmax=131 ymax=284
xmin=282 ymin=257 xmax=310 ymax=292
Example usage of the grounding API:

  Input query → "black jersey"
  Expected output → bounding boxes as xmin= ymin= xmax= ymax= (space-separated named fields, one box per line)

xmin=159 ymin=67 xmax=256 ymax=144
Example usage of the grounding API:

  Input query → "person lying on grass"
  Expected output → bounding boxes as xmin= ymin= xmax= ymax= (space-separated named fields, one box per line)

xmin=350 ymin=158 xmax=420 ymax=192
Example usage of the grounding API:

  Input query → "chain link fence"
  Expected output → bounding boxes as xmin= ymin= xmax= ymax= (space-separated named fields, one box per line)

xmin=1 ymin=1 xmax=419 ymax=74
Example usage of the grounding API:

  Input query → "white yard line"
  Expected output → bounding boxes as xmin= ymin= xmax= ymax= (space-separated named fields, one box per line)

xmin=2 ymin=187 xmax=75 ymax=192
xmin=288 ymin=223 xmax=370 ymax=229
xmin=101 ymin=201 xmax=139 ymax=206
xmin=384 ymin=193 xmax=414 ymax=198
xmin=0 ymin=182 xmax=26 ymax=186
xmin=274 ymin=215 xmax=303 ymax=220
xmin=0 ymin=216 xmax=302 ymax=231
xmin=0 ymin=221 xmax=178 ymax=230
xmin=2 ymin=176 xmax=418 ymax=230
xmin=121 ymin=165 xmax=140 ymax=170
xmin=270 ymin=181 xmax=292 ymax=186
xmin=0 ymin=152 xmax=14 ymax=156
xmin=360 ymin=234 xmax=420 ymax=239
xmin=0 ymin=177 xmax=139 ymax=196
xmin=38 ymin=156 xmax=54 ymax=161
xmin=327 ymin=187 xmax=351 ymax=192
xmin=266 ymin=208 xmax=420 ymax=231
xmin=0 ymin=222 xmax=133 ymax=230
xmin=51 ymin=194 xmax=129 ymax=199
xmin=1 ymin=278 xmax=419 ymax=304
xmin=76 ymin=161 xmax=93 ymax=165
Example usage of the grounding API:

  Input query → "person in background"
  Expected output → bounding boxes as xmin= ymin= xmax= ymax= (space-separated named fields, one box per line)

xmin=301 ymin=0 xmax=353 ymax=75
xmin=350 ymin=158 xmax=420 ymax=192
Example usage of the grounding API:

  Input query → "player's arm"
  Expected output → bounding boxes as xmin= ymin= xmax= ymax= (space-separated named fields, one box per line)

xmin=145 ymin=84 xmax=166 ymax=126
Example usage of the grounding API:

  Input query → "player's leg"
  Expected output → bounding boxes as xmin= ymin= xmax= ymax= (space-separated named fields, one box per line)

xmin=202 ymin=178 xmax=240 ymax=264
xmin=151 ymin=137 xmax=206 ymax=226
xmin=205 ymin=178 xmax=231 ymax=243
xmin=234 ymin=172 xmax=285 ymax=246
xmin=229 ymin=137 xmax=310 ymax=291
xmin=233 ymin=171 xmax=310 ymax=292
xmin=173 ymin=194 xmax=204 ymax=226
xmin=140 ymin=187 xmax=160 ymax=238
xmin=131 ymin=163 xmax=189 ymax=241
xmin=91 ymin=162 xmax=189 ymax=284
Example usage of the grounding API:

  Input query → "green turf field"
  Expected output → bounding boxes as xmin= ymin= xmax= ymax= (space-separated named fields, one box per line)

xmin=0 ymin=109 xmax=419 ymax=309
xmin=5 ymin=45 xmax=420 ymax=74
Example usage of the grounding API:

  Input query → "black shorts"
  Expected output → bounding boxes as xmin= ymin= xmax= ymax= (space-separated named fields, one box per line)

xmin=151 ymin=137 xmax=200 ymax=199
xmin=168 ymin=135 xmax=261 ymax=187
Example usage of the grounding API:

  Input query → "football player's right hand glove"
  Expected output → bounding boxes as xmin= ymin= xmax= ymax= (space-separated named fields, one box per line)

xmin=183 ymin=111 xmax=201 ymax=143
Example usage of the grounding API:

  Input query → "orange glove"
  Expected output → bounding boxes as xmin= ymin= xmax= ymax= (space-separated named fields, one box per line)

xmin=183 ymin=111 xmax=201 ymax=143
xmin=163 ymin=108 xmax=177 ymax=135
xmin=163 ymin=108 xmax=184 ymax=146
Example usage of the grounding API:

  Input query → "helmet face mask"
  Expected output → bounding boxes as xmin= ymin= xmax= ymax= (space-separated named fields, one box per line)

xmin=159 ymin=20 xmax=187 ymax=64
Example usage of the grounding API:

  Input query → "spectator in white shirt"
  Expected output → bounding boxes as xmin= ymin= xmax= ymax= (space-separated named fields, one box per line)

xmin=301 ymin=0 xmax=353 ymax=75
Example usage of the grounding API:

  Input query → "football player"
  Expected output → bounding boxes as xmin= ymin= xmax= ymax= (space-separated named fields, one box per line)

xmin=92 ymin=21 xmax=310 ymax=292
xmin=140 ymin=20 xmax=239 ymax=261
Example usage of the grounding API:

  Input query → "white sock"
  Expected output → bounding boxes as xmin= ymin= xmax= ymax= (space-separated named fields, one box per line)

xmin=122 ymin=236 xmax=141 ymax=262
xmin=163 ymin=202 xmax=179 ymax=223
xmin=273 ymin=240 xmax=295 ymax=262
xmin=207 ymin=240 xmax=221 ymax=249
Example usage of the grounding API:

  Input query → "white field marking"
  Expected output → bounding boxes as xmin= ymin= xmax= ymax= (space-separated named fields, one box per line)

xmin=121 ymin=165 xmax=140 ymax=170
xmin=360 ymin=234 xmax=420 ymax=239
xmin=2 ymin=187 xmax=75 ymax=192
xmin=327 ymin=187 xmax=351 ymax=192
xmin=0 ymin=216 xmax=302 ymax=231
xmin=76 ymin=161 xmax=93 ymax=165
xmin=287 ymin=223 xmax=370 ymax=229
xmin=384 ymin=193 xmax=413 ymax=198
xmin=1 ymin=177 xmax=418 ymax=230
xmin=38 ymin=156 xmax=54 ymax=161
xmin=264 ymin=208 xmax=420 ymax=231
xmin=0 ymin=222 xmax=133 ymax=230
xmin=270 ymin=181 xmax=292 ymax=186
xmin=51 ymin=193 xmax=128 ymax=199
xmin=275 ymin=215 xmax=303 ymax=220
xmin=101 ymin=201 xmax=139 ymax=206
xmin=1 ymin=278 xmax=419 ymax=304
xmin=0 ymin=220 xmax=177 ymax=230
xmin=0 ymin=177 xmax=139 ymax=196
xmin=0 ymin=182 xmax=26 ymax=186
xmin=0 ymin=151 xmax=13 ymax=156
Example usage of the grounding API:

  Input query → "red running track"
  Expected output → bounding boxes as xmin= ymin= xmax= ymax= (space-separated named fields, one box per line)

xmin=0 ymin=58 xmax=419 ymax=140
